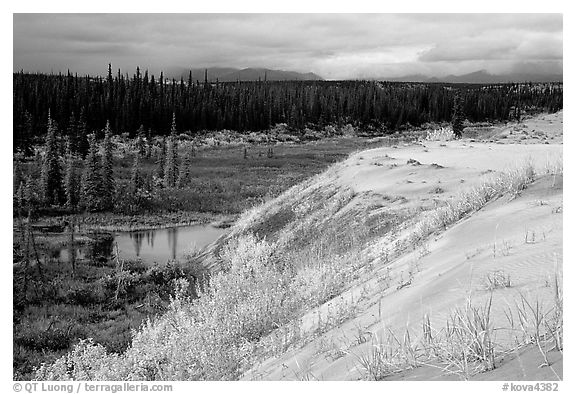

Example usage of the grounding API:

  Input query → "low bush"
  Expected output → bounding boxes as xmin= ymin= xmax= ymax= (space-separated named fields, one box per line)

xmin=35 ymin=226 xmax=367 ymax=380
xmin=425 ymin=127 xmax=455 ymax=142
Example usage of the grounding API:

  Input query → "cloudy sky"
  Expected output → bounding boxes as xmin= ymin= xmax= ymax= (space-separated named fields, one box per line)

xmin=13 ymin=13 xmax=562 ymax=79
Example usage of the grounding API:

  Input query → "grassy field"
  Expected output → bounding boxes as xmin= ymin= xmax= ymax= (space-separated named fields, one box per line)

xmin=115 ymin=138 xmax=392 ymax=215
xmin=20 ymin=137 xmax=393 ymax=231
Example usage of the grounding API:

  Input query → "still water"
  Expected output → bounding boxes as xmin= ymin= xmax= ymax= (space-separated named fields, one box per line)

xmin=115 ymin=225 xmax=225 ymax=263
xmin=59 ymin=224 xmax=225 ymax=265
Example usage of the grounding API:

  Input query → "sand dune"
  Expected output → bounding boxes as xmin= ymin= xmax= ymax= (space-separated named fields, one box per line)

xmin=241 ymin=112 xmax=563 ymax=381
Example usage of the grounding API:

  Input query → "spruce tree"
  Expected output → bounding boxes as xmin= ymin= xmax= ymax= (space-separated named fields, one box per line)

xmin=13 ymin=160 xmax=23 ymax=195
xmin=164 ymin=114 xmax=179 ymax=187
xmin=14 ymin=159 xmax=25 ymax=214
xmin=40 ymin=110 xmax=64 ymax=206
xmin=130 ymin=154 xmax=144 ymax=192
xmin=21 ymin=111 xmax=34 ymax=156
xmin=136 ymin=124 xmax=146 ymax=157
xmin=170 ymin=113 xmax=179 ymax=180
xmin=67 ymin=112 xmax=77 ymax=153
xmin=76 ymin=108 xmax=89 ymax=158
xmin=81 ymin=134 xmax=103 ymax=211
xmin=15 ymin=181 xmax=25 ymax=215
xmin=63 ymin=138 xmax=79 ymax=208
xmin=24 ymin=176 xmax=37 ymax=215
xmin=164 ymin=137 xmax=175 ymax=187
xmin=101 ymin=121 xmax=115 ymax=210
xmin=157 ymin=137 xmax=166 ymax=180
xmin=145 ymin=128 xmax=152 ymax=159
xmin=177 ymin=152 xmax=192 ymax=188
xmin=452 ymin=92 xmax=465 ymax=138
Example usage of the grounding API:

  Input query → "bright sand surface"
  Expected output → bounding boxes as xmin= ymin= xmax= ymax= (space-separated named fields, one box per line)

xmin=241 ymin=112 xmax=563 ymax=381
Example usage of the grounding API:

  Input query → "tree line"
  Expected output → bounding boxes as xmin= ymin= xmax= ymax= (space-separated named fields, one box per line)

xmin=13 ymin=112 xmax=188 ymax=216
xmin=13 ymin=66 xmax=563 ymax=154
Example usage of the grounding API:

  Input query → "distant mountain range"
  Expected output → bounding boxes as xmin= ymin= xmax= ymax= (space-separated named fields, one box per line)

xmin=164 ymin=67 xmax=560 ymax=84
xmin=380 ymin=70 xmax=562 ymax=84
xmin=167 ymin=67 xmax=324 ymax=82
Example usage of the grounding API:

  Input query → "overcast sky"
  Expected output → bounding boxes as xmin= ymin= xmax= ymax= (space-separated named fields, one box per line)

xmin=13 ymin=13 xmax=563 ymax=79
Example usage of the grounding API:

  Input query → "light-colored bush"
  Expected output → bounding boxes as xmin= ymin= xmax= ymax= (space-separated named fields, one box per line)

xmin=425 ymin=127 xmax=455 ymax=142
xmin=35 ymin=225 xmax=364 ymax=380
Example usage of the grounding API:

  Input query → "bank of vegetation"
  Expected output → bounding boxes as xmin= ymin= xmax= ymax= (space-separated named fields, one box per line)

xmin=34 ymin=158 xmax=562 ymax=380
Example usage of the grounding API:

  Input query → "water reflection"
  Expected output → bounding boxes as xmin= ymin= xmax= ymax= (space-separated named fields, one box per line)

xmin=129 ymin=230 xmax=164 ymax=258
xmin=131 ymin=231 xmax=144 ymax=257
xmin=117 ymin=224 xmax=223 ymax=264
xmin=167 ymin=227 xmax=177 ymax=260
xmin=58 ymin=233 xmax=113 ymax=264
xmin=56 ymin=224 xmax=224 ymax=265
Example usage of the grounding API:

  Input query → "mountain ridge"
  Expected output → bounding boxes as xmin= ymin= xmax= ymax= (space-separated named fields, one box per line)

xmin=167 ymin=67 xmax=324 ymax=82
xmin=378 ymin=70 xmax=562 ymax=83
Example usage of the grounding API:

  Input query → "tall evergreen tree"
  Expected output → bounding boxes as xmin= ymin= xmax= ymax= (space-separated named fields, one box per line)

xmin=452 ymin=92 xmax=465 ymax=138
xmin=130 ymin=155 xmax=144 ymax=192
xmin=164 ymin=137 xmax=176 ymax=188
xmin=101 ymin=121 xmax=115 ymax=210
xmin=76 ymin=108 xmax=89 ymax=158
xmin=177 ymin=151 xmax=192 ymax=188
xmin=145 ymin=128 xmax=152 ymax=159
xmin=164 ymin=113 xmax=179 ymax=187
xmin=63 ymin=138 xmax=80 ymax=208
xmin=13 ymin=160 xmax=23 ymax=195
xmin=81 ymin=134 xmax=103 ymax=211
xmin=66 ymin=112 xmax=77 ymax=153
xmin=14 ymin=158 xmax=25 ymax=214
xmin=157 ymin=137 xmax=166 ymax=180
xmin=40 ymin=110 xmax=64 ymax=206
xmin=24 ymin=176 xmax=38 ymax=215
xmin=15 ymin=181 xmax=25 ymax=215
xmin=136 ymin=124 xmax=146 ymax=157
xmin=17 ymin=110 xmax=34 ymax=156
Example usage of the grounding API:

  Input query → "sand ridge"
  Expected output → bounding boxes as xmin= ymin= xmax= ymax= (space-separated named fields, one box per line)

xmin=241 ymin=112 xmax=563 ymax=381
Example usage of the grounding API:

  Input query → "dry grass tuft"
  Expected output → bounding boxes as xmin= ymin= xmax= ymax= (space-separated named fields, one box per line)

xmin=425 ymin=127 xmax=455 ymax=142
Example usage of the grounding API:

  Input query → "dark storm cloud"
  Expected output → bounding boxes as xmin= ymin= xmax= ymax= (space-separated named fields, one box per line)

xmin=13 ymin=13 xmax=563 ymax=79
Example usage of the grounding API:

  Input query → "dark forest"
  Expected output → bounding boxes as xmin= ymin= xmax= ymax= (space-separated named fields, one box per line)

xmin=13 ymin=67 xmax=563 ymax=154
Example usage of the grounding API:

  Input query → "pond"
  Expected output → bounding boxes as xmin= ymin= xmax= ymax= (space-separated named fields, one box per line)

xmin=58 ymin=224 xmax=226 ymax=265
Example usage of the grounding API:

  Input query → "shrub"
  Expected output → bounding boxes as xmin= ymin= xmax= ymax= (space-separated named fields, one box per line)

xmin=425 ymin=127 xmax=455 ymax=142
xmin=340 ymin=124 xmax=356 ymax=137
xmin=323 ymin=125 xmax=337 ymax=136
xmin=34 ymin=339 xmax=128 ymax=380
xmin=113 ymin=184 xmax=154 ymax=215
xmin=35 ymin=228 xmax=364 ymax=380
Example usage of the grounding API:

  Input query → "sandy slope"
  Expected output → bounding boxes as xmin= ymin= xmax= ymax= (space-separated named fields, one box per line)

xmin=241 ymin=112 xmax=563 ymax=381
